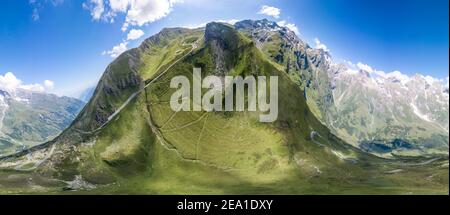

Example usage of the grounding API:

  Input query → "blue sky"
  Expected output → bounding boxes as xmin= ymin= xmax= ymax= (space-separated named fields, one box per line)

xmin=0 ymin=0 xmax=448 ymax=96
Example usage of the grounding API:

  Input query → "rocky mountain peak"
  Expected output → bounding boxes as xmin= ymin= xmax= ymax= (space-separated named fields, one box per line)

xmin=204 ymin=22 xmax=238 ymax=45
xmin=235 ymin=19 xmax=303 ymax=46
xmin=234 ymin=19 xmax=279 ymax=30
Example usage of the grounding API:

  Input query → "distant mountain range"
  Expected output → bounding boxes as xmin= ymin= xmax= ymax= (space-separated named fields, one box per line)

xmin=0 ymin=88 xmax=84 ymax=156
xmin=328 ymin=63 xmax=448 ymax=156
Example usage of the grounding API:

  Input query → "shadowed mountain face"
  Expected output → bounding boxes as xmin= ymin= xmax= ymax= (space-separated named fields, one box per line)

xmin=234 ymin=19 xmax=449 ymax=157
xmin=0 ymin=21 xmax=447 ymax=194
xmin=0 ymin=89 xmax=84 ymax=156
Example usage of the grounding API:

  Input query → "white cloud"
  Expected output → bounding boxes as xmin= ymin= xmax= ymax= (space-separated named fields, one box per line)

xmin=0 ymin=72 xmax=22 ymax=92
xmin=126 ymin=29 xmax=145 ymax=41
xmin=277 ymin=20 xmax=300 ymax=35
xmin=20 ymin=84 xmax=45 ymax=92
xmin=109 ymin=0 xmax=131 ymax=12
xmin=258 ymin=5 xmax=280 ymax=18
xmin=351 ymin=62 xmax=411 ymax=85
xmin=123 ymin=0 xmax=178 ymax=30
xmin=82 ymin=1 xmax=182 ymax=57
xmin=314 ymin=38 xmax=330 ymax=52
xmin=356 ymin=62 xmax=374 ymax=73
xmin=103 ymin=42 xmax=128 ymax=58
xmin=44 ymin=80 xmax=55 ymax=89
xmin=0 ymin=72 xmax=53 ymax=93
xmin=82 ymin=0 xmax=105 ymax=20
xmin=29 ymin=0 xmax=65 ymax=21
xmin=344 ymin=60 xmax=356 ymax=68
xmin=83 ymin=0 xmax=183 ymax=31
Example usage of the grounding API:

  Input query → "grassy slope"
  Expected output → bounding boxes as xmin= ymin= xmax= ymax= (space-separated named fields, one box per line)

xmin=0 ymin=24 xmax=447 ymax=194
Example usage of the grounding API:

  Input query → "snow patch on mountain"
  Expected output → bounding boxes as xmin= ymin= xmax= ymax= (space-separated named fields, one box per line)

xmin=411 ymin=102 xmax=432 ymax=122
